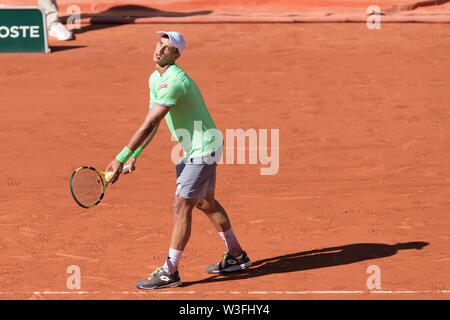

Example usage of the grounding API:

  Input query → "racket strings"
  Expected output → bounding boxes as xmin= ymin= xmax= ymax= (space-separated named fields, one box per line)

xmin=71 ymin=169 xmax=104 ymax=207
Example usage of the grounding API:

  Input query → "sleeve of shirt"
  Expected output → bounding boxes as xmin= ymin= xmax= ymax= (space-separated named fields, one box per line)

xmin=154 ymin=79 xmax=184 ymax=107
xmin=149 ymin=74 xmax=156 ymax=109
xmin=149 ymin=87 xmax=157 ymax=109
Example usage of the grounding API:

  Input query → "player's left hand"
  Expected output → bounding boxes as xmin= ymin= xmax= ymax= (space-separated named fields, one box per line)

xmin=105 ymin=159 xmax=123 ymax=184
xmin=123 ymin=157 xmax=137 ymax=174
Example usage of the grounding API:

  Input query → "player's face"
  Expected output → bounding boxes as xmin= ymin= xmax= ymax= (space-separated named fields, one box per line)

xmin=154 ymin=37 xmax=179 ymax=65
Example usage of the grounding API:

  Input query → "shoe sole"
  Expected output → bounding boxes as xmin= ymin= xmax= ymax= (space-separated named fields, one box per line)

xmin=207 ymin=260 xmax=252 ymax=274
xmin=136 ymin=280 xmax=182 ymax=290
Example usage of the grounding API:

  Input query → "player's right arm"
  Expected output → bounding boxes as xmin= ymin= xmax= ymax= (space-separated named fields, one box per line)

xmin=105 ymin=105 xmax=170 ymax=183
xmin=112 ymin=75 xmax=183 ymax=179
xmin=123 ymin=120 xmax=160 ymax=174
xmin=123 ymin=76 xmax=183 ymax=174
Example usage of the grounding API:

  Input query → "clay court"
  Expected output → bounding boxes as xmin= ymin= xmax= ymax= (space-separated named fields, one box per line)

xmin=1 ymin=1 xmax=450 ymax=300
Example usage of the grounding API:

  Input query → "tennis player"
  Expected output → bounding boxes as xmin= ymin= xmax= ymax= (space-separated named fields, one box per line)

xmin=105 ymin=31 xmax=251 ymax=289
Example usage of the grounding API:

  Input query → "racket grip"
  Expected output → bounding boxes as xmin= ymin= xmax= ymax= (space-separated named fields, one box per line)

xmin=122 ymin=164 xmax=130 ymax=173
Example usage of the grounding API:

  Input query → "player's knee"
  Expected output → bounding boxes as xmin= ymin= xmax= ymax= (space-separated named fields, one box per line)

xmin=173 ymin=196 xmax=195 ymax=219
xmin=196 ymin=198 xmax=217 ymax=214
xmin=172 ymin=205 xmax=190 ymax=221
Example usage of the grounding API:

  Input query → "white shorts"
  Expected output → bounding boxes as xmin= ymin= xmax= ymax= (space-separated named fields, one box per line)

xmin=175 ymin=147 xmax=223 ymax=199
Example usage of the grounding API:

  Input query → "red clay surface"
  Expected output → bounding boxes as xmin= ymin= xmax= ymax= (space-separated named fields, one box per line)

xmin=2 ymin=0 xmax=450 ymax=22
xmin=0 ymin=23 xmax=450 ymax=300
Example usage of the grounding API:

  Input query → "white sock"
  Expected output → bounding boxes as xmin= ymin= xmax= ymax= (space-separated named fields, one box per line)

xmin=218 ymin=227 xmax=243 ymax=257
xmin=163 ymin=248 xmax=183 ymax=275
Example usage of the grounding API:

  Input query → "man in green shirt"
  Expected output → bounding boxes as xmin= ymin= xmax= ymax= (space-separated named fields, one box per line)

xmin=105 ymin=31 xmax=251 ymax=289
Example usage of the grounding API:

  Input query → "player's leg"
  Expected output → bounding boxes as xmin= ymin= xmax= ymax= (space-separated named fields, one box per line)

xmin=135 ymin=195 xmax=196 ymax=290
xmin=162 ymin=195 xmax=197 ymax=276
xmin=196 ymin=191 xmax=252 ymax=274
xmin=170 ymin=194 xmax=198 ymax=251
xmin=196 ymin=190 xmax=231 ymax=233
xmin=136 ymin=158 xmax=208 ymax=290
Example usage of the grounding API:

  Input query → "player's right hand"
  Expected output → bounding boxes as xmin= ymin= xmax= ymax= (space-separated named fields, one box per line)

xmin=123 ymin=157 xmax=136 ymax=174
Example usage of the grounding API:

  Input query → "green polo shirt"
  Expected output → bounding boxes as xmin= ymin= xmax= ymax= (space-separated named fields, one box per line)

xmin=149 ymin=64 xmax=223 ymax=158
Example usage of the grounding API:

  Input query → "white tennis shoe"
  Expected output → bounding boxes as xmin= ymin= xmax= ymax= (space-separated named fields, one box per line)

xmin=49 ymin=22 xmax=74 ymax=41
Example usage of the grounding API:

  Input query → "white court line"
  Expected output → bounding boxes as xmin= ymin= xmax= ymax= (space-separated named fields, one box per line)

xmin=255 ymin=291 xmax=366 ymax=294
xmin=249 ymin=290 xmax=448 ymax=294
xmin=32 ymin=291 xmax=98 ymax=295
xmin=0 ymin=290 xmax=448 ymax=295
xmin=370 ymin=290 xmax=450 ymax=294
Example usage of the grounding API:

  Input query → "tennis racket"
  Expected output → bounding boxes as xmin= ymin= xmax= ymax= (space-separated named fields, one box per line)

xmin=70 ymin=164 xmax=129 ymax=208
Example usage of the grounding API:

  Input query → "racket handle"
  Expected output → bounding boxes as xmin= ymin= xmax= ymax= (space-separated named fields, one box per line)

xmin=122 ymin=164 xmax=130 ymax=173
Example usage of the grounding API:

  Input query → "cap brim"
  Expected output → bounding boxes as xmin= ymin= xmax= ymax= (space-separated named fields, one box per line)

xmin=157 ymin=31 xmax=175 ymax=48
xmin=156 ymin=31 xmax=183 ymax=53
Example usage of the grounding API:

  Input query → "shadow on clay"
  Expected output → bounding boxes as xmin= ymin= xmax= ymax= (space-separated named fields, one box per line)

xmin=59 ymin=5 xmax=213 ymax=36
xmin=182 ymin=241 xmax=429 ymax=287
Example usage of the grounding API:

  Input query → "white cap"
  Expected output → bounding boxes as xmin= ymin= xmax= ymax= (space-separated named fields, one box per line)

xmin=157 ymin=31 xmax=186 ymax=53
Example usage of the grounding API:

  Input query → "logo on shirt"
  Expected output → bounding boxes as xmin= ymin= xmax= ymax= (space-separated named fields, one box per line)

xmin=158 ymin=83 xmax=168 ymax=90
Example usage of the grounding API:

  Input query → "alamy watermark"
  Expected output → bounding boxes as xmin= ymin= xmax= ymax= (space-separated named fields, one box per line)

xmin=366 ymin=265 xmax=381 ymax=290
xmin=66 ymin=5 xmax=81 ymax=30
xmin=366 ymin=5 xmax=382 ymax=30
xmin=66 ymin=265 xmax=81 ymax=289
xmin=170 ymin=121 xmax=279 ymax=175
